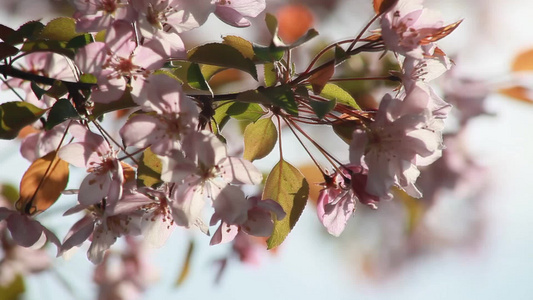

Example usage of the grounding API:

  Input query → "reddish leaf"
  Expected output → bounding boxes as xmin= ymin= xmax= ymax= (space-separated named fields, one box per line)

xmin=16 ymin=151 xmax=69 ymax=215
xmin=425 ymin=20 xmax=463 ymax=44
xmin=309 ymin=64 xmax=335 ymax=94
xmin=373 ymin=0 xmax=398 ymax=15
xmin=0 ymin=42 xmax=19 ymax=60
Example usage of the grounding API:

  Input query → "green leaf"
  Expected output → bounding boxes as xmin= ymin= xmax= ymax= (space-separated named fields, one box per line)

xmin=44 ymin=80 xmax=68 ymax=99
xmin=265 ymin=13 xmax=279 ymax=38
xmin=0 ymin=274 xmax=25 ymax=300
xmin=80 ymin=73 xmax=97 ymax=84
xmin=253 ymin=44 xmax=284 ymax=62
xmin=137 ymin=147 xmax=163 ymax=188
xmin=261 ymin=86 xmax=298 ymax=115
xmin=222 ymin=35 xmax=255 ymax=60
xmin=65 ymin=33 xmax=94 ymax=49
xmin=314 ymin=83 xmax=361 ymax=110
xmin=0 ymin=42 xmax=19 ymax=60
xmin=332 ymin=117 xmax=359 ymax=144
xmin=287 ymin=29 xmax=319 ymax=49
xmin=200 ymin=65 xmax=224 ymax=81
xmin=0 ymin=101 xmax=46 ymax=140
xmin=309 ymin=99 xmax=336 ymax=119
xmin=210 ymin=101 xmax=233 ymax=135
xmin=21 ymin=40 xmax=75 ymax=59
xmin=45 ymin=98 xmax=79 ymax=130
xmin=171 ymin=61 xmax=191 ymax=84
xmin=0 ymin=183 xmax=19 ymax=205
xmin=188 ymin=43 xmax=257 ymax=80
xmin=226 ymin=102 xmax=265 ymax=122
xmin=236 ymin=86 xmax=298 ymax=115
xmin=30 ymin=82 xmax=47 ymax=100
xmin=39 ymin=17 xmax=80 ymax=42
xmin=243 ymin=118 xmax=277 ymax=161
xmin=334 ymin=44 xmax=348 ymax=63
xmin=264 ymin=160 xmax=309 ymax=249
xmin=5 ymin=20 xmax=44 ymax=45
xmin=264 ymin=62 xmax=277 ymax=87
xmin=187 ymin=63 xmax=210 ymax=91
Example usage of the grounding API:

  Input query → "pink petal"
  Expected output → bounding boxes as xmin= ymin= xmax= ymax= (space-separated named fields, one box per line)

xmin=61 ymin=215 xmax=95 ymax=253
xmin=88 ymin=223 xmax=117 ymax=264
xmin=218 ymin=157 xmax=262 ymax=185
xmin=78 ymin=172 xmax=111 ymax=206
xmin=7 ymin=214 xmax=46 ymax=248
xmin=210 ymin=222 xmax=239 ymax=245
xmin=215 ymin=6 xmax=250 ymax=27
xmin=212 ymin=185 xmax=249 ymax=225
xmin=119 ymin=115 xmax=168 ymax=151
xmin=105 ymin=20 xmax=136 ymax=57
xmin=75 ymin=42 xmax=107 ymax=74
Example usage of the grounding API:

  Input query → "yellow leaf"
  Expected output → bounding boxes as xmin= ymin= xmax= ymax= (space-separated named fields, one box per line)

xmin=264 ymin=160 xmax=309 ymax=249
xmin=243 ymin=118 xmax=278 ymax=161
xmin=175 ymin=240 xmax=195 ymax=287
xmin=16 ymin=151 xmax=69 ymax=215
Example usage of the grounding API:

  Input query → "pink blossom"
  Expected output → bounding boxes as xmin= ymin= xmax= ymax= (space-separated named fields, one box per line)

xmin=94 ymin=237 xmax=157 ymax=300
xmin=380 ymin=0 xmax=444 ymax=59
xmin=20 ymin=122 xmax=67 ymax=162
xmin=111 ymin=188 xmax=175 ymax=248
xmin=210 ymin=189 xmax=285 ymax=245
xmin=162 ymin=131 xmax=262 ymax=232
xmin=0 ymin=241 xmax=51 ymax=287
xmin=214 ymin=0 xmax=266 ymax=27
xmin=72 ymin=0 xmax=135 ymax=32
xmin=58 ymin=122 xmax=124 ymax=208
xmin=132 ymin=0 xmax=214 ymax=34
xmin=2 ymin=53 xmax=75 ymax=108
xmin=74 ymin=21 xmax=168 ymax=104
xmin=349 ymin=85 xmax=443 ymax=199
xmin=60 ymin=204 xmax=142 ymax=264
xmin=0 ymin=208 xmax=61 ymax=251
xmin=316 ymin=166 xmax=379 ymax=236
xmin=119 ymin=73 xmax=199 ymax=156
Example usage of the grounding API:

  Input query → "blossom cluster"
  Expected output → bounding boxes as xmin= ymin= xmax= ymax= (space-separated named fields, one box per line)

xmin=0 ymin=0 xmax=465 ymax=294
xmin=317 ymin=0 xmax=458 ymax=236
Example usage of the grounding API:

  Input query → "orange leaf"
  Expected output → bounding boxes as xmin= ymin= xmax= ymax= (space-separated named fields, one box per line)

xmin=16 ymin=151 xmax=69 ymax=215
xmin=424 ymin=20 xmax=463 ymax=44
xmin=373 ymin=0 xmax=398 ymax=15
xmin=277 ymin=4 xmax=314 ymax=44
xmin=499 ymin=86 xmax=533 ymax=103
xmin=17 ymin=125 xmax=40 ymax=139
xmin=511 ymin=49 xmax=533 ymax=72
xmin=297 ymin=163 xmax=325 ymax=205
xmin=121 ymin=162 xmax=136 ymax=183
xmin=309 ymin=63 xmax=335 ymax=94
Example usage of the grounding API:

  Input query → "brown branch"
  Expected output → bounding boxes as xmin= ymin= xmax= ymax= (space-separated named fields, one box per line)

xmin=0 ymin=64 xmax=95 ymax=90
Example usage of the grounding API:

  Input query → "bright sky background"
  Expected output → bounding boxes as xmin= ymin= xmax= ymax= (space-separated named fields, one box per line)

xmin=1 ymin=0 xmax=533 ymax=299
